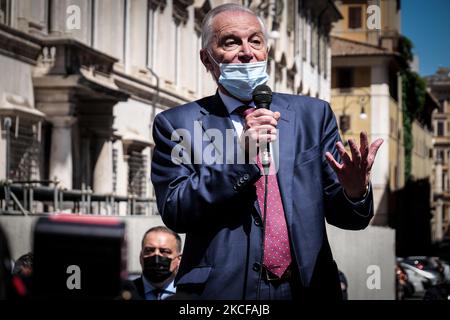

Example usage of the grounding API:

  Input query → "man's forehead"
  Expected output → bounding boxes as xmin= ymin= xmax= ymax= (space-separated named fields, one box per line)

xmin=144 ymin=231 xmax=176 ymax=247
xmin=211 ymin=10 xmax=262 ymax=34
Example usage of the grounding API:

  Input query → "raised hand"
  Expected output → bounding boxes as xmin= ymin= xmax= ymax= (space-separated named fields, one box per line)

xmin=325 ymin=131 xmax=384 ymax=199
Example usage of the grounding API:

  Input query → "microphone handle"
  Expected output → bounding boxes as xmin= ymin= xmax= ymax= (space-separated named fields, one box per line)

xmin=256 ymin=103 xmax=271 ymax=170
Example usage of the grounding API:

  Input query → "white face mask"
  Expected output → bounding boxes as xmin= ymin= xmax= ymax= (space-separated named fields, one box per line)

xmin=208 ymin=52 xmax=269 ymax=101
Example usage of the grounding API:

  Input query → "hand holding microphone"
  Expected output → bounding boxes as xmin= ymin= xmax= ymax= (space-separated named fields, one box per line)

xmin=240 ymin=85 xmax=278 ymax=169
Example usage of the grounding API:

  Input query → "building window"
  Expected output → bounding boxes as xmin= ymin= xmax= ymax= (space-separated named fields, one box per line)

xmin=128 ymin=151 xmax=147 ymax=214
xmin=339 ymin=114 xmax=351 ymax=134
xmin=287 ymin=68 xmax=295 ymax=93
xmin=320 ymin=35 xmax=327 ymax=77
xmin=275 ymin=62 xmax=283 ymax=88
xmin=128 ymin=151 xmax=147 ymax=197
xmin=438 ymin=149 xmax=445 ymax=162
xmin=7 ymin=120 xmax=40 ymax=181
xmin=348 ymin=6 xmax=363 ymax=29
xmin=123 ymin=0 xmax=129 ymax=67
xmin=337 ymin=68 xmax=353 ymax=89
xmin=0 ymin=0 xmax=10 ymax=25
xmin=311 ymin=25 xmax=318 ymax=67
xmin=146 ymin=4 xmax=157 ymax=68
xmin=437 ymin=121 xmax=444 ymax=136
xmin=112 ymin=148 xmax=118 ymax=193
xmin=174 ymin=23 xmax=180 ymax=86
xmin=302 ymin=16 xmax=307 ymax=60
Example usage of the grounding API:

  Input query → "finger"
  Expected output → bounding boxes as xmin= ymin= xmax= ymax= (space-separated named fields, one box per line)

xmin=249 ymin=108 xmax=275 ymax=118
xmin=325 ymin=152 xmax=343 ymax=172
xmin=359 ymin=131 xmax=369 ymax=160
xmin=336 ymin=141 xmax=352 ymax=166
xmin=367 ymin=138 xmax=384 ymax=170
xmin=273 ymin=111 xmax=281 ymax=121
xmin=348 ymin=138 xmax=361 ymax=167
xmin=246 ymin=115 xmax=278 ymax=127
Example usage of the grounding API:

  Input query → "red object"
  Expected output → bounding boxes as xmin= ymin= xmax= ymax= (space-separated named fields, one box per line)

xmin=12 ymin=276 xmax=27 ymax=297
xmin=49 ymin=214 xmax=121 ymax=225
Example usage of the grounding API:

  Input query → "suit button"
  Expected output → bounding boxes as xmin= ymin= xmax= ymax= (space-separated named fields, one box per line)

xmin=243 ymin=174 xmax=250 ymax=181
xmin=254 ymin=219 xmax=262 ymax=227
xmin=253 ymin=262 xmax=261 ymax=272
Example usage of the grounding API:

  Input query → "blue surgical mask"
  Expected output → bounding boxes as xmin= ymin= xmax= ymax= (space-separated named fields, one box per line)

xmin=208 ymin=52 xmax=269 ymax=101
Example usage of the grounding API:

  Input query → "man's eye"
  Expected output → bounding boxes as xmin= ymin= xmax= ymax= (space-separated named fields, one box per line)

xmin=222 ymin=38 xmax=239 ymax=49
xmin=250 ymin=38 xmax=263 ymax=48
xmin=224 ymin=40 xmax=236 ymax=46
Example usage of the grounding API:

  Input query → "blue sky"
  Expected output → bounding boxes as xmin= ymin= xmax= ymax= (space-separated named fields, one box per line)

xmin=402 ymin=0 xmax=450 ymax=76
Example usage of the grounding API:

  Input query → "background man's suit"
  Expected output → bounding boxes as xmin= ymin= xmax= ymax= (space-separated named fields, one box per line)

xmin=151 ymin=92 xmax=374 ymax=300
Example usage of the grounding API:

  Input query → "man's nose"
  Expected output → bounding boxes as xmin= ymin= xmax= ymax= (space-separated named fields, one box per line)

xmin=238 ymin=41 xmax=254 ymax=62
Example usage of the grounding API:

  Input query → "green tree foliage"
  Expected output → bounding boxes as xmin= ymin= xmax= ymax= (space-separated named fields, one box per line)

xmin=399 ymin=36 xmax=427 ymax=182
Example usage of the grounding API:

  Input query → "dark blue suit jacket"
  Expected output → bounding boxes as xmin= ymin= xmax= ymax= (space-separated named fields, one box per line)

xmin=151 ymin=92 xmax=373 ymax=300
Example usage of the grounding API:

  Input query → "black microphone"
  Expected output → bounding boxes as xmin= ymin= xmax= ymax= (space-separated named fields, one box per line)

xmin=252 ymin=85 xmax=273 ymax=300
xmin=252 ymin=85 xmax=273 ymax=170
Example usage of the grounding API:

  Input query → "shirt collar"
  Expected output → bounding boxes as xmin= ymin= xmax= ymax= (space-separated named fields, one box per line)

xmin=218 ymin=90 xmax=255 ymax=115
xmin=142 ymin=275 xmax=176 ymax=294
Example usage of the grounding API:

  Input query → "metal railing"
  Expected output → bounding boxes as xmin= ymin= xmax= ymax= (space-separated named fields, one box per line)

xmin=0 ymin=179 xmax=157 ymax=216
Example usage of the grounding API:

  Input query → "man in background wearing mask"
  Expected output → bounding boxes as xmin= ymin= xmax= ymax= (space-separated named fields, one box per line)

xmin=151 ymin=3 xmax=383 ymax=300
xmin=133 ymin=226 xmax=182 ymax=300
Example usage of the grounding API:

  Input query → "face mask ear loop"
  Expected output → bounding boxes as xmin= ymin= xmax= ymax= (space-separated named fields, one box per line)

xmin=206 ymin=50 xmax=221 ymax=82
xmin=207 ymin=50 xmax=220 ymax=67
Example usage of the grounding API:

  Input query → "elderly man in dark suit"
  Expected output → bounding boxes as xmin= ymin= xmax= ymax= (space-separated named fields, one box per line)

xmin=151 ymin=3 xmax=383 ymax=300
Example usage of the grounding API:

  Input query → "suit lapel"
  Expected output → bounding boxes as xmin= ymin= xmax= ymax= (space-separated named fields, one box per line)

xmin=197 ymin=93 xmax=238 ymax=163
xmin=271 ymin=94 xmax=295 ymax=223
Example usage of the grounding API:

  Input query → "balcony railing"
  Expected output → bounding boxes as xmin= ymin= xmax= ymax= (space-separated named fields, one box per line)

xmin=0 ymin=179 xmax=157 ymax=216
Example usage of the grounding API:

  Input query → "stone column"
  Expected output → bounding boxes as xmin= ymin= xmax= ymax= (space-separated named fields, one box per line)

xmin=49 ymin=116 xmax=76 ymax=189
xmin=370 ymin=64 xmax=390 ymax=225
xmin=93 ymin=138 xmax=113 ymax=194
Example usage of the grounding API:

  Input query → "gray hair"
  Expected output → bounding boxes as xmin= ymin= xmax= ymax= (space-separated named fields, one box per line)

xmin=201 ymin=3 xmax=267 ymax=50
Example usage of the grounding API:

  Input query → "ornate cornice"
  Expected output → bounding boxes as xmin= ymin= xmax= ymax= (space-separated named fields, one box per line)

xmin=173 ymin=0 xmax=194 ymax=25
xmin=149 ymin=0 xmax=167 ymax=11
xmin=194 ymin=0 xmax=211 ymax=34
xmin=0 ymin=24 xmax=41 ymax=65
xmin=38 ymin=38 xmax=118 ymax=75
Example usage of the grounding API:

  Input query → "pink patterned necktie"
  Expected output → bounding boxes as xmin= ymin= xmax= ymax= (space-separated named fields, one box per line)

xmin=239 ymin=107 xmax=292 ymax=278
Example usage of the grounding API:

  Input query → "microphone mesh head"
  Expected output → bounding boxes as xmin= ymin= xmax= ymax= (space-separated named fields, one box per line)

xmin=253 ymin=85 xmax=272 ymax=106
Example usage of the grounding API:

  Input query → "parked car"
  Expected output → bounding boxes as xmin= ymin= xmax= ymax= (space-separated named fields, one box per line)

xmin=403 ymin=256 xmax=445 ymax=285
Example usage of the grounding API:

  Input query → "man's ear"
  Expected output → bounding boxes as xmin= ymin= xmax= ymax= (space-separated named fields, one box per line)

xmin=175 ymin=255 xmax=182 ymax=269
xmin=200 ymin=49 xmax=212 ymax=73
xmin=139 ymin=251 xmax=144 ymax=268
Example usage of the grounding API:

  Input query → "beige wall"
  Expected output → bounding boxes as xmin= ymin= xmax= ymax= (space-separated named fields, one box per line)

xmin=411 ymin=120 xmax=433 ymax=181
xmin=388 ymin=96 xmax=404 ymax=191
